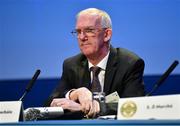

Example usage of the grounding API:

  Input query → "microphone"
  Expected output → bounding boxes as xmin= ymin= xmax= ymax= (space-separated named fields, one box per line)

xmin=24 ymin=107 xmax=64 ymax=121
xmin=19 ymin=69 xmax=41 ymax=101
xmin=146 ymin=60 xmax=179 ymax=96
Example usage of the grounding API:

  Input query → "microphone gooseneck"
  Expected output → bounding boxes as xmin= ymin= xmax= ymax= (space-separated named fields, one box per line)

xmin=19 ymin=69 xmax=41 ymax=101
xmin=146 ymin=60 xmax=179 ymax=96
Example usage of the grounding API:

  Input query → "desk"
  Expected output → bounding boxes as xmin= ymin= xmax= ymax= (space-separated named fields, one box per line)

xmin=1 ymin=120 xmax=180 ymax=126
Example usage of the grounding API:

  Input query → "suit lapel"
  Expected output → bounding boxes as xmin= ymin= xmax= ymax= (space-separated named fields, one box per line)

xmin=77 ymin=47 xmax=118 ymax=92
xmin=104 ymin=47 xmax=118 ymax=94
xmin=78 ymin=56 xmax=91 ymax=89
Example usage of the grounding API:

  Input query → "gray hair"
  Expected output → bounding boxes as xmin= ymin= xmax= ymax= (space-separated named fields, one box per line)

xmin=76 ymin=8 xmax=112 ymax=29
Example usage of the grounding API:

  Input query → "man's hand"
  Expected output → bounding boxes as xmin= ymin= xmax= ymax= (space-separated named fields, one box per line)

xmin=69 ymin=87 xmax=100 ymax=118
xmin=85 ymin=100 xmax=100 ymax=118
xmin=69 ymin=87 xmax=92 ymax=112
xmin=50 ymin=98 xmax=82 ymax=112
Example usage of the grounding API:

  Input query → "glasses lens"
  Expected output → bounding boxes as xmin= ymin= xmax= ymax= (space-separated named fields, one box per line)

xmin=71 ymin=28 xmax=107 ymax=37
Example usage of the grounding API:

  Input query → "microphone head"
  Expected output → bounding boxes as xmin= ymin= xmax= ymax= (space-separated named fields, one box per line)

xmin=174 ymin=60 xmax=179 ymax=66
xmin=25 ymin=69 xmax=41 ymax=92
xmin=146 ymin=60 xmax=179 ymax=96
xmin=24 ymin=108 xmax=41 ymax=121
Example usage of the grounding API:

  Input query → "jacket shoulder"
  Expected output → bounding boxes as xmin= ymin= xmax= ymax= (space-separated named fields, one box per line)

xmin=115 ymin=47 xmax=143 ymax=62
xmin=63 ymin=53 xmax=86 ymax=66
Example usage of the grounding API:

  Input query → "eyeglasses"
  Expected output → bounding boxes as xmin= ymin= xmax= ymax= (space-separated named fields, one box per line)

xmin=71 ymin=27 xmax=107 ymax=37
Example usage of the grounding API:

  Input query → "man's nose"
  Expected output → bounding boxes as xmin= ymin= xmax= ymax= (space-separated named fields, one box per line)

xmin=78 ymin=31 xmax=87 ymax=40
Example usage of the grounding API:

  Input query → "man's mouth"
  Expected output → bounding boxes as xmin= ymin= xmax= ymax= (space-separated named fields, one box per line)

xmin=81 ymin=43 xmax=91 ymax=46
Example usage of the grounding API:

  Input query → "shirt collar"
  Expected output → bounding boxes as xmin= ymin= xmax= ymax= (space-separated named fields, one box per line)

xmin=88 ymin=51 xmax=110 ymax=71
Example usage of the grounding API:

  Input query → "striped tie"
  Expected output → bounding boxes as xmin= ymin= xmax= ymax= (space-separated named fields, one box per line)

xmin=90 ymin=66 xmax=101 ymax=92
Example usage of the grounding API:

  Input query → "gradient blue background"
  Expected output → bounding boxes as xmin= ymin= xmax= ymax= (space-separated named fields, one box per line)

xmin=0 ymin=0 xmax=180 ymax=108
xmin=1 ymin=0 xmax=179 ymax=80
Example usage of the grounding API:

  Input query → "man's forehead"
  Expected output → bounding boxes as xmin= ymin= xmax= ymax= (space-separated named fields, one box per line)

xmin=76 ymin=15 xmax=101 ymax=28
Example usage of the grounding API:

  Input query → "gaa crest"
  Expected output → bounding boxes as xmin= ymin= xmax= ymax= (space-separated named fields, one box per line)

xmin=120 ymin=101 xmax=137 ymax=118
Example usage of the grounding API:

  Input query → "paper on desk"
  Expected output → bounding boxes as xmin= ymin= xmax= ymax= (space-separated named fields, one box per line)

xmin=105 ymin=91 xmax=120 ymax=103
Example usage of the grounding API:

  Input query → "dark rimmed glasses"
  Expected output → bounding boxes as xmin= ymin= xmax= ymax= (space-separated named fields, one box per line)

xmin=71 ymin=27 xmax=107 ymax=37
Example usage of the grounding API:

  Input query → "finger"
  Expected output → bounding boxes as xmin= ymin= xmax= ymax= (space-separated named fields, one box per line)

xmin=60 ymin=104 xmax=68 ymax=110
xmin=87 ymin=102 xmax=95 ymax=118
xmin=87 ymin=100 xmax=100 ymax=118
xmin=81 ymin=103 xmax=86 ymax=112
xmin=50 ymin=98 xmax=65 ymax=107
xmin=50 ymin=99 xmax=57 ymax=107
xmin=85 ymin=100 xmax=93 ymax=114
xmin=92 ymin=102 xmax=97 ymax=118
xmin=95 ymin=101 xmax=100 ymax=117
xmin=92 ymin=101 xmax=99 ymax=118
xmin=81 ymin=102 xmax=90 ymax=114
xmin=94 ymin=100 xmax=100 ymax=114
xmin=87 ymin=108 xmax=95 ymax=118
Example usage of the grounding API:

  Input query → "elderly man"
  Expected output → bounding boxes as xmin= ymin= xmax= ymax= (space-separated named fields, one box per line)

xmin=45 ymin=8 xmax=145 ymax=118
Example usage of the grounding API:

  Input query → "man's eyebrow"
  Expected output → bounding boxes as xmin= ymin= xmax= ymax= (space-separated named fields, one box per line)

xmin=76 ymin=26 xmax=95 ymax=30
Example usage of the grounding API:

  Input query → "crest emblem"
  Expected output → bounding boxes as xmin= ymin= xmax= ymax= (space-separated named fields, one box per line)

xmin=120 ymin=101 xmax=137 ymax=118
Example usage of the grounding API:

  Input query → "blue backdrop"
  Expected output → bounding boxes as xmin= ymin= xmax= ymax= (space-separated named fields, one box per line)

xmin=0 ymin=0 xmax=179 ymax=108
xmin=0 ymin=0 xmax=179 ymax=80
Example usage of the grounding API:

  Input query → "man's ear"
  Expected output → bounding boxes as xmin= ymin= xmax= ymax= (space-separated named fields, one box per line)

xmin=104 ymin=28 xmax=112 ymax=42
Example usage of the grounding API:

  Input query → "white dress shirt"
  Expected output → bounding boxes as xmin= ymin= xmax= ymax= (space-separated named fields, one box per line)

xmin=66 ymin=51 xmax=110 ymax=98
xmin=88 ymin=51 xmax=110 ymax=92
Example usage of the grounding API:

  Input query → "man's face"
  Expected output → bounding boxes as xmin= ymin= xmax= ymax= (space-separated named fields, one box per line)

xmin=76 ymin=15 xmax=106 ymax=58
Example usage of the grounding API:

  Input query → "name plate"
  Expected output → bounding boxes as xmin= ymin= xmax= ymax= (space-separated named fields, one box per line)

xmin=0 ymin=101 xmax=23 ymax=123
xmin=117 ymin=94 xmax=180 ymax=120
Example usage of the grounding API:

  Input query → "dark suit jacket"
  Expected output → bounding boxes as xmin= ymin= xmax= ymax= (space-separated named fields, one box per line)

xmin=45 ymin=46 xmax=145 ymax=106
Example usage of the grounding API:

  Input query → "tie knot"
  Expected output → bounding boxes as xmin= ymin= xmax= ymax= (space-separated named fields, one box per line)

xmin=90 ymin=66 xmax=101 ymax=76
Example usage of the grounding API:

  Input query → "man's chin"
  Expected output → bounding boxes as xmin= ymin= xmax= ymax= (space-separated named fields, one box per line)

xmin=81 ymin=50 xmax=94 ymax=57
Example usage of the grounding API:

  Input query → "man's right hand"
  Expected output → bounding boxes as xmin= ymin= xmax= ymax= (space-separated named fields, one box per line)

xmin=69 ymin=87 xmax=100 ymax=118
xmin=69 ymin=87 xmax=92 ymax=111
